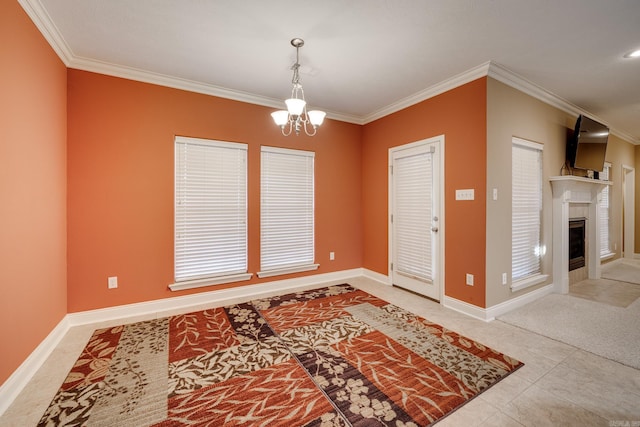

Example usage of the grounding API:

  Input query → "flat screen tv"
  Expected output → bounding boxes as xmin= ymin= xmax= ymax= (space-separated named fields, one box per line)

xmin=567 ymin=115 xmax=609 ymax=172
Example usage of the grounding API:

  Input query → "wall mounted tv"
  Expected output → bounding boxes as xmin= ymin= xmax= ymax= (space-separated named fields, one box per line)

xmin=566 ymin=115 xmax=609 ymax=172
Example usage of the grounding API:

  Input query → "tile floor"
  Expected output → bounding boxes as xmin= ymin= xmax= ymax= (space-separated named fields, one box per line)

xmin=1 ymin=276 xmax=639 ymax=426
xmin=570 ymin=277 xmax=640 ymax=308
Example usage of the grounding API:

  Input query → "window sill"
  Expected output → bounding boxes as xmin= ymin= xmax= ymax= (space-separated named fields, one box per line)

xmin=600 ymin=251 xmax=616 ymax=262
xmin=510 ymin=274 xmax=549 ymax=292
xmin=169 ymin=272 xmax=253 ymax=291
xmin=257 ymin=263 xmax=319 ymax=279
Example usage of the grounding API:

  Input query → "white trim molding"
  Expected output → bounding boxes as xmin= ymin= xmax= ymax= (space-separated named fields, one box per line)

xmin=0 ymin=268 xmax=365 ymax=416
xmin=510 ymin=274 xmax=549 ymax=293
xmin=362 ymin=268 xmax=391 ymax=285
xmin=169 ymin=273 xmax=253 ymax=291
xmin=0 ymin=316 xmax=70 ymax=416
xmin=0 ymin=268 xmax=554 ymax=415
xmin=17 ymin=0 xmax=639 ymax=144
xmin=443 ymin=283 xmax=554 ymax=322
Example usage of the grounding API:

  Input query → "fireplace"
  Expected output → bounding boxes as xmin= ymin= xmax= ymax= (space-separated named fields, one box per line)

xmin=550 ymin=176 xmax=611 ymax=294
xmin=569 ymin=218 xmax=586 ymax=271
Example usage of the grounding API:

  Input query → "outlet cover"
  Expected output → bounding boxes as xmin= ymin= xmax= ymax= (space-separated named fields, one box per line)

xmin=465 ymin=273 xmax=474 ymax=286
xmin=108 ymin=276 xmax=118 ymax=289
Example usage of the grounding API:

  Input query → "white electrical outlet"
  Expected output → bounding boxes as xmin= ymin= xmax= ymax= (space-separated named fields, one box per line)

xmin=492 ymin=188 xmax=498 ymax=201
xmin=456 ymin=189 xmax=475 ymax=200
xmin=108 ymin=276 xmax=118 ymax=289
xmin=466 ymin=273 xmax=474 ymax=286
xmin=502 ymin=272 xmax=507 ymax=285
xmin=329 ymin=252 xmax=335 ymax=261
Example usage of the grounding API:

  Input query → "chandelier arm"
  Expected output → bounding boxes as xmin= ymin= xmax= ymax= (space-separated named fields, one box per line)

xmin=281 ymin=122 xmax=293 ymax=137
xmin=303 ymin=120 xmax=317 ymax=136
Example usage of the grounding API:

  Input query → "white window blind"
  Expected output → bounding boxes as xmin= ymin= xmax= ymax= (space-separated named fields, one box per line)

xmin=512 ymin=138 xmax=543 ymax=281
xmin=395 ymin=150 xmax=433 ymax=282
xmin=259 ymin=146 xmax=316 ymax=276
xmin=174 ymin=136 xmax=248 ymax=283
xmin=600 ymin=162 xmax=611 ymax=257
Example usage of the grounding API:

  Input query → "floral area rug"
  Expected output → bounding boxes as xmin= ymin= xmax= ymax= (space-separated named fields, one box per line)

xmin=38 ymin=284 xmax=523 ymax=426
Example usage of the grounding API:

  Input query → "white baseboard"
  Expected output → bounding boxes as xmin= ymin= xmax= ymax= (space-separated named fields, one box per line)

xmin=67 ymin=268 xmax=364 ymax=327
xmin=0 ymin=316 xmax=70 ymax=416
xmin=0 ymin=268 xmax=363 ymax=416
xmin=361 ymin=268 xmax=390 ymax=285
xmin=442 ymin=296 xmax=489 ymax=321
xmin=486 ymin=284 xmax=554 ymax=320
xmin=443 ymin=283 xmax=554 ymax=322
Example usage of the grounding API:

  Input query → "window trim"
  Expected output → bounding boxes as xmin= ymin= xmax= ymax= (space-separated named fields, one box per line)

xmin=170 ymin=136 xmax=252 ymax=291
xmin=599 ymin=162 xmax=615 ymax=260
xmin=511 ymin=137 xmax=547 ymax=292
xmin=258 ymin=146 xmax=317 ymax=278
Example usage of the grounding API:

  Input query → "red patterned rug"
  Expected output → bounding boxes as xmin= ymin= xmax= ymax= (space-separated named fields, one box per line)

xmin=38 ymin=284 xmax=522 ymax=426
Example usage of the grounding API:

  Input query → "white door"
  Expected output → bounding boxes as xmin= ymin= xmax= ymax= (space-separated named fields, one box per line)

xmin=389 ymin=137 xmax=443 ymax=300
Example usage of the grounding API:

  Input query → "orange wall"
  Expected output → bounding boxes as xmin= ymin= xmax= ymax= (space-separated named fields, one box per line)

xmin=0 ymin=1 xmax=67 ymax=385
xmin=362 ymin=78 xmax=487 ymax=307
xmin=67 ymin=70 xmax=363 ymax=312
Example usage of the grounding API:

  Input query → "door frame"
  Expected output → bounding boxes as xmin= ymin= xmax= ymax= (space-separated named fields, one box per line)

xmin=622 ymin=164 xmax=635 ymax=259
xmin=388 ymin=135 xmax=445 ymax=301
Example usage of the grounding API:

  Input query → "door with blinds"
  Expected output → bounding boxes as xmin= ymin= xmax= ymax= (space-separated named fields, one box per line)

xmin=389 ymin=137 xmax=442 ymax=301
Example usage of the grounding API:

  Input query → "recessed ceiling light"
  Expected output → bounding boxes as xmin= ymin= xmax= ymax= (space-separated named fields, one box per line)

xmin=623 ymin=49 xmax=640 ymax=59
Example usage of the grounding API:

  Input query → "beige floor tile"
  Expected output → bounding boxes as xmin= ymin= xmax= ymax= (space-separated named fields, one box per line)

xmin=503 ymin=384 xmax=609 ymax=427
xmin=561 ymin=349 xmax=640 ymax=391
xmin=536 ymin=363 xmax=640 ymax=421
xmin=479 ymin=371 xmax=533 ymax=407
xmin=570 ymin=278 xmax=640 ymax=308
xmin=479 ymin=410 xmax=526 ymax=427
xmin=433 ymin=396 xmax=500 ymax=426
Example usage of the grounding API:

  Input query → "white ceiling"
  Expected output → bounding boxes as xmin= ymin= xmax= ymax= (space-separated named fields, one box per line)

xmin=22 ymin=0 xmax=640 ymax=143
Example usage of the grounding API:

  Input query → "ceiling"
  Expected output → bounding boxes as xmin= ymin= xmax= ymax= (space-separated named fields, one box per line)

xmin=22 ymin=0 xmax=640 ymax=143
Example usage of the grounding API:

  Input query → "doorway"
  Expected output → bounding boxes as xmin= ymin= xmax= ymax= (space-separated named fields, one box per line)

xmin=389 ymin=136 xmax=444 ymax=300
xmin=622 ymin=165 xmax=635 ymax=259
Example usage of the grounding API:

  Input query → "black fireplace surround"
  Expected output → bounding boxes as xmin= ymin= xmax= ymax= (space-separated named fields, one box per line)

xmin=569 ymin=218 xmax=586 ymax=271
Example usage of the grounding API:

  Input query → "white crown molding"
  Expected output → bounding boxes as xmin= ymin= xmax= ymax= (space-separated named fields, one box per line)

xmin=19 ymin=0 xmax=639 ymax=143
xmin=18 ymin=0 xmax=73 ymax=66
xmin=69 ymin=56 xmax=362 ymax=125
xmin=361 ymin=62 xmax=493 ymax=124
xmin=487 ymin=62 xmax=639 ymax=145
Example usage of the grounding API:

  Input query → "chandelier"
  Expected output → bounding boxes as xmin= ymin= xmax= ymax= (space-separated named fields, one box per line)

xmin=271 ymin=38 xmax=326 ymax=136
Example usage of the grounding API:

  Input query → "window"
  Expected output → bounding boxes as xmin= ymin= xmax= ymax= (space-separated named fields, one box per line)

xmin=259 ymin=146 xmax=317 ymax=277
xmin=171 ymin=136 xmax=251 ymax=291
xmin=512 ymin=138 xmax=546 ymax=289
xmin=600 ymin=162 xmax=613 ymax=258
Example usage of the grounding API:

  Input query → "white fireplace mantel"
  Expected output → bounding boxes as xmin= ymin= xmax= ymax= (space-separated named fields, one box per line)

xmin=550 ymin=176 xmax=612 ymax=294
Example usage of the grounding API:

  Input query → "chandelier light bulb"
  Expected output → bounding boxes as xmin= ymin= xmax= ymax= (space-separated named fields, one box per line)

xmin=271 ymin=110 xmax=289 ymax=126
xmin=285 ymin=98 xmax=306 ymax=116
xmin=308 ymin=110 xmax=326 ymax=126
